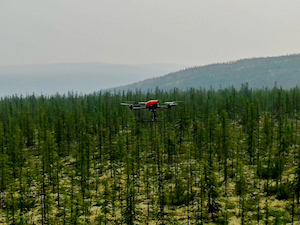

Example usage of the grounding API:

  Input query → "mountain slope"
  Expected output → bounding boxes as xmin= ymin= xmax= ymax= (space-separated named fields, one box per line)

xmin=0 ymin=63 xmax=185 ymax=97
xmin=112 ymin=54 xmax=300 ymax=92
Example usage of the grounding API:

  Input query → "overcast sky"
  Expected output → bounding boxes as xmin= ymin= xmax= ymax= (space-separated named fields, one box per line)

xmin=1 ymin=0 xmax=300 ymax=67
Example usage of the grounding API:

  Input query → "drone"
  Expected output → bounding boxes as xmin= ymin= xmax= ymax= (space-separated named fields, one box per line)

xmin=121 ymin=100 xmax=180 ymax=121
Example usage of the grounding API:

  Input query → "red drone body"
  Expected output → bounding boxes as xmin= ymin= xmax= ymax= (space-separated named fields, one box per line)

xmin=145 ymin=100 xmax=159 ymax=108
xmin=121 ymin=99 xmax=180 ymax=121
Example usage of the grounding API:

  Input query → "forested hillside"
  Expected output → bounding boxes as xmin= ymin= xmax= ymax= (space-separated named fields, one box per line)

xmin=2 ymin=86 xmax=300 ymax=224
xmin=113 ymin=54 xmax=300 ymax=92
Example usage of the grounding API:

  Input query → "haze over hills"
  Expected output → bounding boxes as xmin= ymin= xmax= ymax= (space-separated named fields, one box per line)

xmin=2 ymin=54 xmax=300 ymax=98
xmin=0 ymin=63 xmax=186 ymax=97
xmin=111 ymin=54 xmax=300 ymax=92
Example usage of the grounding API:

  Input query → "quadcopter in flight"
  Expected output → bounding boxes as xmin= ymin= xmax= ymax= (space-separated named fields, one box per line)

xmin=121 ymin=100 xmax=180 ymax=121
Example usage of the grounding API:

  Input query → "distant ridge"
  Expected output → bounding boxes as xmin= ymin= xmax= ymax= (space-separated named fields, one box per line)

xmin=0 ymin=62 xmax=185 ymax=97
xmin=111 ymin=54 xmax=300 ymax=92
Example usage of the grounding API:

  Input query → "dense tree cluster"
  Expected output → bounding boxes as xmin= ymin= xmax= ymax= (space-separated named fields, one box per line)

xmin=1 ymin=85 xmax=300 ymax=224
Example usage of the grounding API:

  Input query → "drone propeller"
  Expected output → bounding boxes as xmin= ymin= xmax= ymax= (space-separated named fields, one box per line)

xmin=132 ymin=106 xmax=143 ymax=110
xmin=121 ymin=103 xmax=132 ymax=106
xmin=121 ymin=102 xmax=146 ymax=110
xmin=121 ymin=101 xmax=147 ymax=105
xmin=163 ymin=101 xmax=181 ymax=105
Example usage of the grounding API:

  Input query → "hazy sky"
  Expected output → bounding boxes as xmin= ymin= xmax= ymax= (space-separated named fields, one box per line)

xmin=1 ymin=0 xmax=300 ymax=67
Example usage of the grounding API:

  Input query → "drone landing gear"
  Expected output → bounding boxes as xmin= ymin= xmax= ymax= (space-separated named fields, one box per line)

xmin=150 ymin=110 xmax=164 ymax=122
xmin=139 ymin=110 xmax=163 ymax=122
xmin=152 ymin=110 xmax=156 ymax=122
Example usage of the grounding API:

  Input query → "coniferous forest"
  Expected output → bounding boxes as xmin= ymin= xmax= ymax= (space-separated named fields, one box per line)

xmin=2 ymin=85 xmax=300 ymax=224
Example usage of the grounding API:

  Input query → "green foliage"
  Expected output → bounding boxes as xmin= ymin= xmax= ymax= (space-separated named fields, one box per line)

xmin=269 ymin=209 xmax=290 ymax=224
xmin=264 ymin=181 xmax=293 ymax=200
xmin=258 ymin=165 xmax=284 ymax=180
xmin=1 ymin=86 xmax=300 ymax=224
xmin=165 ymin=179 xmax=196 ymax=206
